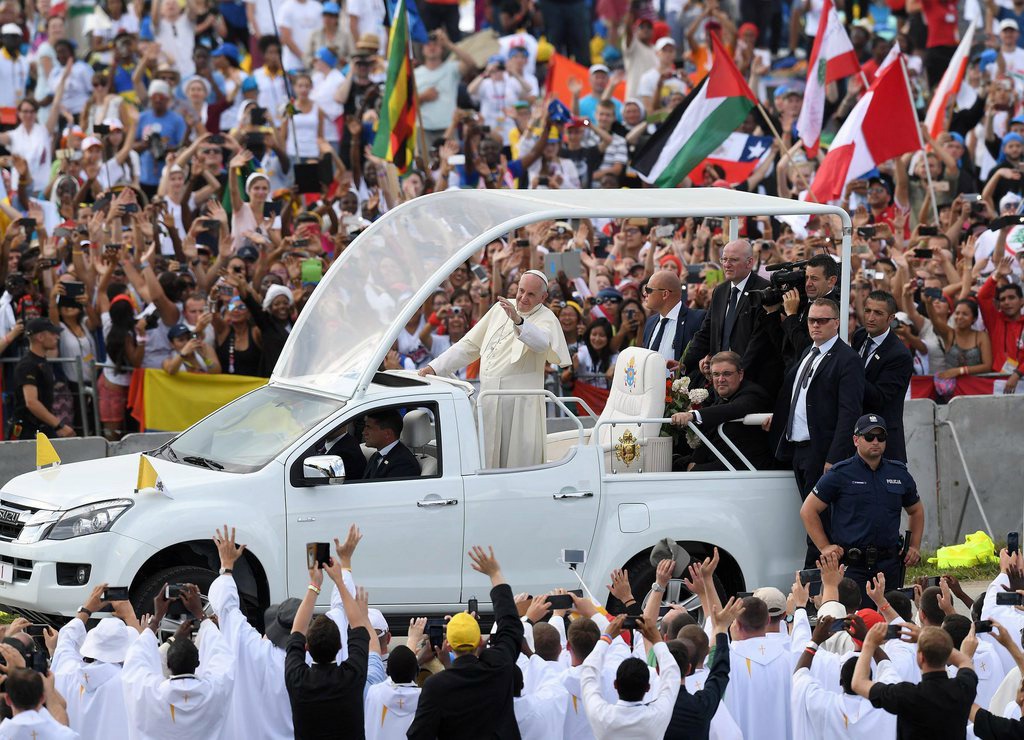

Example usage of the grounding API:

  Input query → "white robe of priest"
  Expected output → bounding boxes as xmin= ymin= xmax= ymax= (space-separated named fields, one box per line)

xmin=724 ymin=636 xmax=792 ymax=740
xmin=50 ymin=619 xmax=130 ymax=738
xmin=429 ymin=301 xmax=570 ymax=468
xmin=364 ymin=679 xmax=420 ymax=740
xmin=0 ymin=709 xmax=78 ymax=739
xmin=207 ymin=574 xmax=293 ymax=740
xmin=122 ymin=621 xmax=234 ymax=740
xmin=792 ymin=663 xmax=900 ymax=740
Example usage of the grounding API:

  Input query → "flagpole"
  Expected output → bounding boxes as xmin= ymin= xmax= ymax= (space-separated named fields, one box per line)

xmin=899 ymin=55 xmax=940 ymax=226
xmin=402 ymin=0 xmax=428 ymax=166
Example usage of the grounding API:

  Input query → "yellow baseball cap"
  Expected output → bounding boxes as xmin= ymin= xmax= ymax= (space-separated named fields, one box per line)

xmin=446 ymin=613 xmax=481 ymax=650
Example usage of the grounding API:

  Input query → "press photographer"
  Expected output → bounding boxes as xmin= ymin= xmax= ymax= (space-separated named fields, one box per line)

xmin=759 ymin=254 xmax=840 ymax=370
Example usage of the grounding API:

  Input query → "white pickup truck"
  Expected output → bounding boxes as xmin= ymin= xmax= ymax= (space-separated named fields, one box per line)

xmin=0 ymin=189 xmax=853 ymax=625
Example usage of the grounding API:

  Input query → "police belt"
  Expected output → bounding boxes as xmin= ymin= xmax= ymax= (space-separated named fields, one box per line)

xmin=840 ymin=545 xmax=901 ymax=567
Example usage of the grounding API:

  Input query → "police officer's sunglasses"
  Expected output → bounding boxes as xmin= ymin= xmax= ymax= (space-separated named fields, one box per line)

xmin=860 ymin=432 xmax=887 ymax=442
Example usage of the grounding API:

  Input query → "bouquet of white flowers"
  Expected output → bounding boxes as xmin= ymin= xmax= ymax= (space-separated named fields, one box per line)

xmin=662 ymin=373 xmax=708 ymax=449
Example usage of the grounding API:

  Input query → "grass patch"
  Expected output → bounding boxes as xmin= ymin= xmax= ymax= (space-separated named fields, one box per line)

xmin=906 ymin=549 xmax=1000 ymax=583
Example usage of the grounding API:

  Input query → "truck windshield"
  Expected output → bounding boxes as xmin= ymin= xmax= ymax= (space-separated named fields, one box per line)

xmin=164 ymin=386 xmax=342 ymax=473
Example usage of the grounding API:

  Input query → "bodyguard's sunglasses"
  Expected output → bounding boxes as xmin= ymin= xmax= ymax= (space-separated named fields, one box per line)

xmin=860 ymin=431 xmax=887 ymax=442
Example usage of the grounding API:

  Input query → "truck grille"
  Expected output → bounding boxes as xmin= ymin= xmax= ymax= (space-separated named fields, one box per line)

xmin=0 ymin=500 xmax=37 ymax=543
xmin=0 ymin=555 xmax=32 ymax=582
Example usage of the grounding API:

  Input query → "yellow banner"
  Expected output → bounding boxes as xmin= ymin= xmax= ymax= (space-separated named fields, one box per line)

xmin=142 ymin=370 xmax=267 ymax=432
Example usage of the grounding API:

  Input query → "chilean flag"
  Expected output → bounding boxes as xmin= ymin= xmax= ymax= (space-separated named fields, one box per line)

xmin=687 ymin=133 xmax=774 ymax=185
xmin=925 ymin=23 xmax=975 ymax=142
xmin=809 ymin=60 xmax=920 ymax=204
xmin=796 ymin=0 xmax=861 ymax=158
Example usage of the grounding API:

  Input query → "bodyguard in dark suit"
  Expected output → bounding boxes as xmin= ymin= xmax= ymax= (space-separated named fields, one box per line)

xmin=682 ymin=239 xmax=771 ymax=381
xmin=408 ymin=546 xmax=524 ymax=740
xmin=768 ymin=299 xmax=865 ymax=567
xmin=361 ymin=409 xmax=421 ymax=480
xmin=641 ymin=270 xmax=706 ymax=368
xmin=775 ymin=254 xmax=841 ymax=370
xmin=671 ymin=351 xmax=775 ymax=471
xmin=852 ymin=291 xmax=914 ymax=462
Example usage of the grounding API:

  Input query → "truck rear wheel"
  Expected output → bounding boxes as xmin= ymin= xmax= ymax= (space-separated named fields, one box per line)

xmin=132 ymin=565 xmax=218 ymax=618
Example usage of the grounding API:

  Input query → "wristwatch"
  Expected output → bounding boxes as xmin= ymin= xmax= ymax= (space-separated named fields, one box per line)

xmin=77 ymin=606 xmax=92 ymax=617
xmin=650 ymin=582 xmax=666 ymax=593
xmin=218 ymin=567 xmax=233 ymax=575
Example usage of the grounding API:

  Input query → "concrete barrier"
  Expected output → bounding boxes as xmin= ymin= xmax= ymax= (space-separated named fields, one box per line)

xmin=0 ymin=433 xmax=178 ymax=487
xmin=0 ymin=437 xmax=108 ymax=486
xmin=904 ymin=399 xmax=939 ymax=550
xmin=935 ymin=395 xmax=1024 ymax=544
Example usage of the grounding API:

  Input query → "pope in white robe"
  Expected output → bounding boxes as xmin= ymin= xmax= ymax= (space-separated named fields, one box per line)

xmin=122 ymin=620 xmax=234 ymax=740
xmin=50 ymin=617 xmax=134 ymax=738
xmin=422 ymin=270 xmax=570 ymax=468
xmin=364 ymin=679 xmax=421 ymax=739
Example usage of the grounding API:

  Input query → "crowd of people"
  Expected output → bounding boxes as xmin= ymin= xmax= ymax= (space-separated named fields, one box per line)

xmin=0 ymin=0 xmax=1015 ymax=445
xmin=0 ymin=524 xmax=1018 ymax=739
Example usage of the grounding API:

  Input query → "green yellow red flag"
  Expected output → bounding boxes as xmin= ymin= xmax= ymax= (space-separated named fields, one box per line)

xmin=371 ymin=0 xmax=417 ymax=171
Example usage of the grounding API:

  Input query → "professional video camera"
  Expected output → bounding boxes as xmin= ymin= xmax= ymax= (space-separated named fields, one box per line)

xmin=754 ymin=258 xmax=810 ymax=306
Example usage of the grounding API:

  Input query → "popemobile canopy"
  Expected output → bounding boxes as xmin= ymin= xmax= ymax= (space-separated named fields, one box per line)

xmin=272 ymin=189 xmax=852 ymax=399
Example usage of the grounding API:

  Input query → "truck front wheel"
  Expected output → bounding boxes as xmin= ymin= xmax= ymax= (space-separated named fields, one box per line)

xmin=132 ymin=565 xmax=218 ymax=617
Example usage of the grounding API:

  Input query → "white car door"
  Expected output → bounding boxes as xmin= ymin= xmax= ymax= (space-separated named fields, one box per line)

xmin=460 ymin=441 xmax=603 ymax=603
xmin=284 ymin=398 xmax=465 ymax=607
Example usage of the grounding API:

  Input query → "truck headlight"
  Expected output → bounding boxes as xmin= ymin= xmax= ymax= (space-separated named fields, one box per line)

xmin=44 ymin=500 xmax=133 ymax=541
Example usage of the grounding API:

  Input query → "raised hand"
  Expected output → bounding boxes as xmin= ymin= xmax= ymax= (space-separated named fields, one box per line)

xmin=214 ymin=525 xmax=246 ymax=570
xmin=710 ymin=596 xmax=745 ymax=634
xmin=335 ymin=524 xmax=362 ymax=568
xmin=607 ymin=568 xmax=634 ymax=604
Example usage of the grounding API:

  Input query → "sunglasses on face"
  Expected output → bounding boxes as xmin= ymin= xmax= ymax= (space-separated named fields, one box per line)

xmin=643 ymin=286 xmax=667 ymax=295
xmin=807 ymin=316 xmax=838 ymax=326
xmin=860 ymin=431 xmax=887 ymax=442
xmin=230 ymin=266 xmax=244 ymax=273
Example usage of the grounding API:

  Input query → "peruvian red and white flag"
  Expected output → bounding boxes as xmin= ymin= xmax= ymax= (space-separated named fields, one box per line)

xmin=796 ymin=0 xmax=861 ymax=158
xmin=924 ymin=22 xmax=975 ymax=141
xmin=809 ymin=60 xmax=920 ymax=203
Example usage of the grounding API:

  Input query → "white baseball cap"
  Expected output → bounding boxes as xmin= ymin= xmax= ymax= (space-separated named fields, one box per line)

xmin=367 ymin=608 xmax=389 ymax=633
xmin=147 ymin=80 xmax=172 ymax=98
xmin=655 ymin=37 xmax=676 ymax=51
xmin=1 ymin=23 xmax=21 ymax=36
xmin=589 ymin=63 xmax=610 ymax=75
xmin=1001 ymin=18 xmax=1019 ymax=32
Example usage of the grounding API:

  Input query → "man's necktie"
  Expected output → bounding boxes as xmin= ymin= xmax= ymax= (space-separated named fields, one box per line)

xmin=861 ymin=337 xmax=875 ymax=366
xmin=650 ymin=316 xmax=670 ymax=352
xmin=722 ymin=286 xmax=740 ymax=351
xmin=786 ymin=347 xmax=821 ymax=440
xmin=366 ymin=452 xmax=382 ymax=479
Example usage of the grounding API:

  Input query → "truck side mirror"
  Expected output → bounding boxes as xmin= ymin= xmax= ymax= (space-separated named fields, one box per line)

xmin=303 ymin=455 xmax=346 ymax=485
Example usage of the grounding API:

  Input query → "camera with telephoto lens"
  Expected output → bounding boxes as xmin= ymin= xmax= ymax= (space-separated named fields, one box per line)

xmin=753 ymin=259 xmax=810 ymax=306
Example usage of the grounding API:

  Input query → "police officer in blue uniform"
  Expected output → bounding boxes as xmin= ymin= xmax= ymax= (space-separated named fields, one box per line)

xmin=799 ymin=413 xmax=925 ymax=606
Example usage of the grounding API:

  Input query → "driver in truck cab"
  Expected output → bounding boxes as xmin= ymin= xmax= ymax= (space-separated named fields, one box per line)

xmin=361 ymin=410 xmax=420 ymax=480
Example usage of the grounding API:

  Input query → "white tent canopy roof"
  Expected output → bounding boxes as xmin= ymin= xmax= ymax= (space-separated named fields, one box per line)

xmin=273 ymin=189 xmax=852 ymax=398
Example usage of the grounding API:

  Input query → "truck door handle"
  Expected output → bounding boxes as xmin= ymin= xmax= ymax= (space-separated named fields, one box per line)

xmin=553 ymin=491 xmax=594 ymax=500
xmin=417 ymin=498 xmax=459 ymax=508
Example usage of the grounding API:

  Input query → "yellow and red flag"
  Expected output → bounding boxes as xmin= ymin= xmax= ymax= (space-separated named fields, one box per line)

xmin=372 ymin=0 xmax=417 ymax=171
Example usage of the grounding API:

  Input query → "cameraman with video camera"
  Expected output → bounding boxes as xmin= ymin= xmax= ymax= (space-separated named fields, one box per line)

xmin=760 ymin=253 xmax=840 ymax=371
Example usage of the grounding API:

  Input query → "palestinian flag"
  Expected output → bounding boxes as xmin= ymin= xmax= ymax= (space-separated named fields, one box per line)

xmin=372 ymin=0 xmax=417 ymax=171
xmin=633 ymin=33 xmax=759 ymax=188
